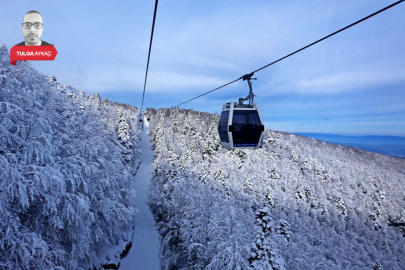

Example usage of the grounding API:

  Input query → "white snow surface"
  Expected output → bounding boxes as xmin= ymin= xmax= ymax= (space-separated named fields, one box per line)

xmin=120 ymin=119 xmax=161 ymax=270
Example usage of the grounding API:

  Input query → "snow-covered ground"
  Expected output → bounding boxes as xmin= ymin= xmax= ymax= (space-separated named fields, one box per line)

xmin=120 ymin=119 xmax=161 ymax=270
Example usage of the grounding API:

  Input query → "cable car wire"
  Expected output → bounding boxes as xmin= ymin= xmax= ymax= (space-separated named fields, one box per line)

xmin=176 ymin=78 xmax=241 ymax=107
xmin=140 ymin=0 xmax=159 ymax=120
xmin=253 ymin=0 xmax=404 ymax=74
xmin=175 ymin=0 xmax=404 ymax=107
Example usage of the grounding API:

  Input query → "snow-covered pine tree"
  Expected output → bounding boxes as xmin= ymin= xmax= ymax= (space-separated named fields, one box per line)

xmin=0 ymin=45 xmax=140 ymax=269
xmin=117 ymin=108 xmax=134 ymax=162
xmin=147 ymin=107 xmax=405 ymax=270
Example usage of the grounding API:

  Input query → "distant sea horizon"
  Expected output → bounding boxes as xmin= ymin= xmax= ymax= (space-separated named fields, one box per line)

xmin=295 ymin=133 xmax=405 ymax=159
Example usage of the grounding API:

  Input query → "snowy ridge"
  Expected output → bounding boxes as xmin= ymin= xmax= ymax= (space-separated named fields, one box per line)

xmin=147 ymin=107 xmax=405 ymax=269
xmin=0 ymin=45 xmax=140 ymax=270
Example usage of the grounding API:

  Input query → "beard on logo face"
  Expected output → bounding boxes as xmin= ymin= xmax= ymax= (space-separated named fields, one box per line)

xmin=26 ymin=34 xmax=39 ymax=44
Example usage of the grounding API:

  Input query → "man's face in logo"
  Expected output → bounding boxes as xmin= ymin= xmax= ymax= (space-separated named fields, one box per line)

xmin=22 ymin=13 xmax=43 ymax=45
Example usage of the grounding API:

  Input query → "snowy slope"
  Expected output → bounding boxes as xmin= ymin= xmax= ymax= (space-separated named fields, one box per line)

xmin=0 ymin=45 xmax=140 ymax=270
xmin=2 ymin=41 xmax=404 ymax=269
xmin=92 ymin=120 xmax=161 ymax=270
xmin=119 ymin=119 xmax=161 ymax=270
xmin=147 ymin=107 xmax=405 ymax=270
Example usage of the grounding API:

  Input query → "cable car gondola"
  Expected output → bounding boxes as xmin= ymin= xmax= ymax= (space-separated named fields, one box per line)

xmin=217 ymin=73 xmax=265 ymax=150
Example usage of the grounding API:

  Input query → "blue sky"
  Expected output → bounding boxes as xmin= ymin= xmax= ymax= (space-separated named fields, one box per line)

xmin=2 ymin=0 xmax=405 ymax=136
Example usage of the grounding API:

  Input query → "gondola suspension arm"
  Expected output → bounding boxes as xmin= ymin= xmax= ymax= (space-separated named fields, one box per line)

xmin=239 ymin=73 xmax=257 ymax=106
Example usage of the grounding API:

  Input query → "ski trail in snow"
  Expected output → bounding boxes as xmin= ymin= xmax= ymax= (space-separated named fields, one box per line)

xmin=120 ymin=119 xmax=160 ymax=270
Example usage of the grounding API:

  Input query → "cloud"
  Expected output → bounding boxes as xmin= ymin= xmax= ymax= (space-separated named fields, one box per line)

xmin=4 ymin=0 xmax=404 ymax=136
xmin=295 ymin=68 xmax=405 ymax=94
xmin=147 ymin=71 xmax=229 ymax=93
xmin=58 ymin=65 xmax=231 ymax=95
xmin=265 ymin=119 xmax=405 ymax=136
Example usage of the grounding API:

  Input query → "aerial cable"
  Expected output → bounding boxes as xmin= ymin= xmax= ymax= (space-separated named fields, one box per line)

xmin=175 ymin=0 xmax=404 ymax=107
xmin=176 ymin=78 xmax=241 ymax=107
xmin=140 ymin=0 xmax=159 ymax=126
xmin=252 ymin=0 xmax=404 ymax=74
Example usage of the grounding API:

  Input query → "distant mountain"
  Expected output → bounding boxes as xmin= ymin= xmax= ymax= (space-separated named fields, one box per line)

xmin=297 ymin=133 xmax=405 ymax=159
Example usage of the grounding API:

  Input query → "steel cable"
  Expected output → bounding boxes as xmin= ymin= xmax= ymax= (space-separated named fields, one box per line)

xmin=175 ymin=0 xmax=404 ymax=107
xmin=140 ymin=0 xmax=159 ymax=116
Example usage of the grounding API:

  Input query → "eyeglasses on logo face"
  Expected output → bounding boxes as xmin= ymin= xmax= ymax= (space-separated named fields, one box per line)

xmin=22 ymin=22 xmax=43 ymax=29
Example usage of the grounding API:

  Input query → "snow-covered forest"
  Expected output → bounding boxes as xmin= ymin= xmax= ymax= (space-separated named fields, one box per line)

xmin=0 ymin=45 xmax=141 ymax=269
xmin=1 ymin=42 xmax=405 ymax=269
xmin=147 ymin=108 xmax=405 ymax=269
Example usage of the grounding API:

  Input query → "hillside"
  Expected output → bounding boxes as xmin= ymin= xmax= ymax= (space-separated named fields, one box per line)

xmin=1 ymin=41 xmax=405 ymax=269
xmin=0 ymin=45 xmax=140 ymax=269
xmin=147 ymin=108 xmax=405 ymax=270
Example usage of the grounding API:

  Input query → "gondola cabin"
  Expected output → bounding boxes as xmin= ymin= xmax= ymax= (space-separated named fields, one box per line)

xmin=218 ymin=102 xmax=264 ymax=149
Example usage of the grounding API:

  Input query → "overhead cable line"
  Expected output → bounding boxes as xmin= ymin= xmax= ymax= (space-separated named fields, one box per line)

xmin=175 ymin=0 xmax=404 ymax=107
xmin=140 ymin=0 xmax=159 ymax=125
